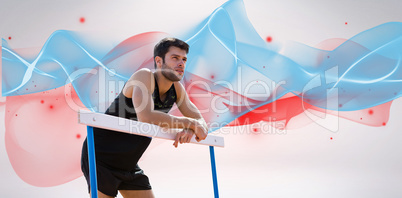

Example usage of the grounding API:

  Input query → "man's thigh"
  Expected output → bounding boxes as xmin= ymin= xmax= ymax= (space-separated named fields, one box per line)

xmin=90 ymin=191 xmax=114 ymax=198
xmin=119 ymin=190 xmax=155 ymax=198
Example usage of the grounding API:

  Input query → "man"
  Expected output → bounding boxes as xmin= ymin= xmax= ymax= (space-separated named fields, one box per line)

xmin=81 ymin=37 xmax=208 ymax=198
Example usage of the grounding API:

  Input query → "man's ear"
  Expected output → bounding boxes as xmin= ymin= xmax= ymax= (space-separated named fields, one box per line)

xmin=155 ymin=56 xmax=163 ymax=68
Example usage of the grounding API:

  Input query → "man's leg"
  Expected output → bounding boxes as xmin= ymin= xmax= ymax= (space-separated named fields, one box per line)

xmin=119 ymin=190 xmax=155 ymax=198
xmin=90 ymin=190 xmax=114 ymax=198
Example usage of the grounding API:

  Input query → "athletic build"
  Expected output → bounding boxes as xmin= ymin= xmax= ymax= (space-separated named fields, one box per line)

xmin=81 ymin=38 xmax=208 ymax=198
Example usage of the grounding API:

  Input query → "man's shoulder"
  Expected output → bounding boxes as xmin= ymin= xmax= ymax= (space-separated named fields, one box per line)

xmin=133 ymin=68 xmax=152 ymax=77
xmin=173 ymin=81 xmax=184 ymax=89
xmin=123 ymin=69 xmax=154 ymax=95
xmin=173 ymin=81 xmax=186 ymax=97
xmin=128 ymin=68 xmax=153 ymax=82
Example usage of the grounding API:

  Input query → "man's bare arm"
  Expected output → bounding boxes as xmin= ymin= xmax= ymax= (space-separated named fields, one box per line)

xmin=174 ymin=81 xmax=208 ymax=143
xmin=128 ymin=69 xmax=203 ymax=135
xmin=174 ymin=81 xmax=208 ymax=130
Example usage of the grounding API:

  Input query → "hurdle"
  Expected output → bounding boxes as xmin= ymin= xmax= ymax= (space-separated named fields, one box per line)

xmin=78 ymin=109 xmax=224 ymax=198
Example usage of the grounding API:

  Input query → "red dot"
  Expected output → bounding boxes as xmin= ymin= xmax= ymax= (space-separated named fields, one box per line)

xmin=40 ymin=100 xmax=44 ymax=104
xmin=368 ymin=109 xmax=374 ymax=115
xmin=49 ymin=105 xmax=54 ymax=109
xmin=266 ymin=36 xmax=272 ymax=42
xmin=360 ymin=117 xmax=362 ymax=120
xmin=327 ymin=56 xmax=330 ymax=58
xmin=76 ymin=134 xmax=81 ymax=139
xmin=34 ymin=85 xmax=37 ymax=87
xmin=382 ymin=122 xmax=386 ymax=126
xmin=15 ymin=114 xmax=18 ymax=116
xmin=111 ymin=91 xmax=113 ymax=93
xmin=338 ymin=104 xmax=343 ymax=108
xmin=345 ymin=22 xmax=348 ymax=25
xmin=8 ymin=36 xmax=11 ymax=40
xmin=211 ymin=75 xmax=215 ymax=79
xmin=253 ymin=128 xmax=258 ymax=132
xmin=330 ymin=137 xmax=333 ymax=140
xmin=217 ymin=115 xmax=219 ymax=117
xmin=80 ymin=17 xmax=85 ymax=23
xmin=263 ymin=66 xmax=266 ymax=69
xmin=96 ymin=91 xmax=98 ymax=93
xmin=26 ymin=88 xmax=28 ymax=91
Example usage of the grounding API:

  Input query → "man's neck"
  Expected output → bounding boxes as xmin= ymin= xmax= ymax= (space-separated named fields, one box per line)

xmin=154 ymin=71 xmax=174 ymax=94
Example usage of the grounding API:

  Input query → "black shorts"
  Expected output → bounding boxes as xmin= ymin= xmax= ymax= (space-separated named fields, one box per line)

xmin=81 ymin=126 xmax=153 ymax=196
xmin=81 ymin=146 xmax=152 ymax=197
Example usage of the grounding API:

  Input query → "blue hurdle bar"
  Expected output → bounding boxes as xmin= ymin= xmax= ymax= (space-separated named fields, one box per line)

xmin=86 ymin=126 xmax=98 ymax=198
xmin=209 ymin=146 xmax=220 ymax=198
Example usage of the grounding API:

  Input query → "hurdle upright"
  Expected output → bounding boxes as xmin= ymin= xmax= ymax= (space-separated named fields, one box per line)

xmin=79 ymin=109 xmax=224 ymax=198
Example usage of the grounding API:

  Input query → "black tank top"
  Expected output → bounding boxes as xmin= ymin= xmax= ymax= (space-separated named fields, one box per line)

xmin=84 ymin=76 xmax=177 ymax=170
xmin=105 ymin=76 xmax=177 ymax=119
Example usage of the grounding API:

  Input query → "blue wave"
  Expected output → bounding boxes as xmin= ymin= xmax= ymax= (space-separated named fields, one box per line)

xmin=2 ymin=0 xmax=401 ymax=129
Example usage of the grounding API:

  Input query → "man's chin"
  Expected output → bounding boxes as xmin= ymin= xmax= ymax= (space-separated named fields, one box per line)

xmin=162 ymin=72 xmax=182 ymax=82
xmin=176 ymin=74 xmax=184 ymax=80
xmin=172 ymin=75 xmax=183 ymax=82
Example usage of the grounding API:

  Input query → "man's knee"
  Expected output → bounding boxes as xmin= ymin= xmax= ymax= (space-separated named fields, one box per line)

xmin=119 ymin=189 xmax=155 ymax=198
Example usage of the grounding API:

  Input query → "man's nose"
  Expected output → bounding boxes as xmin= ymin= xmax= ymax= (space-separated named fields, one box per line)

xmin=178 ymin=60 xmax=185 ymax=67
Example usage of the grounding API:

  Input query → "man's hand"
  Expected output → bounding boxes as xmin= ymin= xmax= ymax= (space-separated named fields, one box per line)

xmin=192 ymin=120 xmax=208 ymax=142
xmin=173 ymin=129 xmax=195 ymax=148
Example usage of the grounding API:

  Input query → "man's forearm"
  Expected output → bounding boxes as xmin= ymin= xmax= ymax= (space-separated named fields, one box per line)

xmin=138 ymin=110 xmax=197 ymax=130
xmin=196 ymin=117 xmax=208 ymax=131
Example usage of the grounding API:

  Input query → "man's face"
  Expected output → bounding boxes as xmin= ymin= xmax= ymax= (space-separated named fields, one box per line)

xmin=160 ymin=46 xmax=187 ymax=82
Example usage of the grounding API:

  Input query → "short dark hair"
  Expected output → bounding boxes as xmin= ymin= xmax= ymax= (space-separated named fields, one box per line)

xmin=154 ymin=37 xmax=189 ymax=68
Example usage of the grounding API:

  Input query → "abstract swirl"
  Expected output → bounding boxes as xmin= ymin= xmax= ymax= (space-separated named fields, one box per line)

xmin=1 ymin=0 xmax=401 ymax=187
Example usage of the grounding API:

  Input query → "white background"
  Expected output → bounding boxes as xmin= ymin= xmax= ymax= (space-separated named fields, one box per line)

xmin=1 ymin=0 xmax=401 ymax=197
